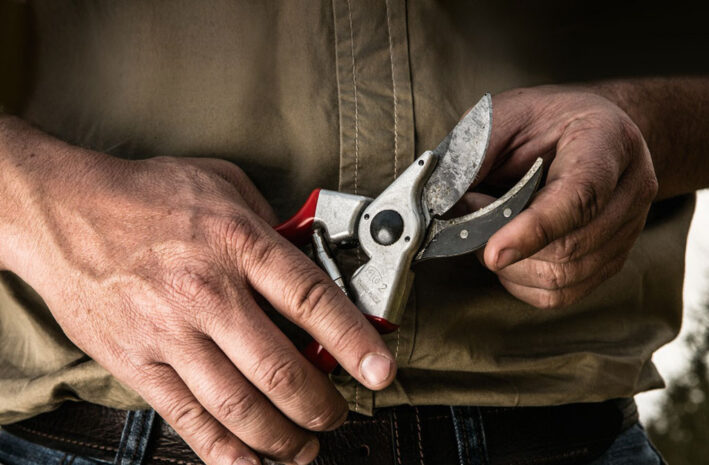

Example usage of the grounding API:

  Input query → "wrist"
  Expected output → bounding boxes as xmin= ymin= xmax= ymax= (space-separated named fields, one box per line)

xmin=584 ymin=78 xmax=708 ymax=199
xmin=0 ymin=118 xmax=111 ymax=277
xmin=586 ymin=80 xmax=656 ymax=145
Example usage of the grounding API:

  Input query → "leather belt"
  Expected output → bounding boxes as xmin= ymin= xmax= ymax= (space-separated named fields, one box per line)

xmin=2 ymin=399 xmax=637 ymax=465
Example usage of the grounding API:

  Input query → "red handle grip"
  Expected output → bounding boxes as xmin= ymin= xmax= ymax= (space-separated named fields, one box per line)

xmin=304 ymin=315 xmax=399 ymax=373
xmin=274 ymin=188 xmax=321 ymax=247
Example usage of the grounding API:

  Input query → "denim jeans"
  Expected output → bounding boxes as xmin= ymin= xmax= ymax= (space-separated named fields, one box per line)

xmin=588 ymin=425 xmax=666 ymax=465
xmin=0 ymin=409 xmax=665 ymax=465
xmin=0 ymin=409 xmax=155 ymax=465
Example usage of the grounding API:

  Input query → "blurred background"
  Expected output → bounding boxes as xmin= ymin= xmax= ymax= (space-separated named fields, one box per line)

xmin=637 ymin=190 xmax=709 ymax=464
xmin=2 ymin=1 xmax=708 ymax=463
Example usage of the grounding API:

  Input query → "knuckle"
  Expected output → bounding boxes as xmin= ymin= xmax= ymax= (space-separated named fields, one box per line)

xmin=200 ymin=431 xmax=235 ymax=462
xmin=559 ymin=291 xmax=582 ymax=307
xmin=304 ymin=404 xmax=348 ymax=432
xmin=169 ymin=399 xmax=211 ymax=433
xmin=536 ymin=262 xmax=567 ymax=290
xmin=287 ymin=271 xmax=340 ymax=323
xmin=619 ymin=119 xmax=657 ymax=203
xmin=225 ymin=163 xmax=248 ymax=183
xmin=530 ymin=210 xmax=554 ymax=248
xmin=564 ymin=112 xmax=609 ymax=135
xmin=640 ymin=173 xmax=659 ymax=202
xmin=572 ymin=180 xmax=600 ymax=224
xmin=327 ymin=317 xmax=366 ymax=356
xmin=214 ymin=160 xmax=249 ymax=188
xmin=120 ymin=351 xmax=163 ymax=376
xmin=212 ymin=388 xmax=259 ymax=425
xmin=168 ymin=335 xmax=213 ymax=365
xmin=252 ymin=354 xmax=308 ymax=399
xmin=601 ymin=257 xmax=626 ymax=282
xmin=267 ymin=434 xmax=305 ymax=462
xmin=542 ymin=179 xmax=601 ymax=230
xmin=220 ymin=214 xmax=258 ymax=248
xmin=215 ymin=214 xmax=275 ymax=272
xmin=551 ymin=235 xmax=582 ymax=263
xmin=166 ymin=261 xmax=223 ymax=307
xmin=133 ymin=361 xmax=174 ymax=387
xmin=617 ymin=116 xmax=645 ymax=154
xmin=538 ymin=290 xmax=565 ymax=310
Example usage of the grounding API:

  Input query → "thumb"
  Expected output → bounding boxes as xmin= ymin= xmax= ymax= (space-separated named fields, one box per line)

xmin=482 ymin=119 xmax=626 ymax=271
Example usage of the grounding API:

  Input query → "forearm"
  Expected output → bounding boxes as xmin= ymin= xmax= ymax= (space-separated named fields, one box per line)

xmin=0 ymin=114 xmax=392 ymax=465
xmin=0 ymin=115 xmax=104 ymax=275
xmin=0 ymin=115 xmax=45 ymax=272
xmin=593 ymin=77 xmax=709 ymax=200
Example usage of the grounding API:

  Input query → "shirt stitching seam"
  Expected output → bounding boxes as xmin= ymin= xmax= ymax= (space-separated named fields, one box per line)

xmin=345 ymin=0 xmax=359 ymax=195
xmin=346 ymin=0 xmax=362 ymax=414
xmin=355 ymin=383 xmax=360 ymax=414
xmin=332 ymin=0 xmax=344 ymax=193
xmin=385 ymin=0 xmax=402 ymax=366
xmin=394 ymin=327 xmax=401 ymax=361
xmin=384 ymin=0 xmax=399 ymax=179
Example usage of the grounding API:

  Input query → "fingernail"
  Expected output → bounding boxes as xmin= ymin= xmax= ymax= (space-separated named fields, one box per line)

xmin=234 ymin=458 xmax=257 ymax=465
xmin=496 ymin=248 xmax=521 ymax=269
xmin=294 ymin=439 xmax=319 ymax=465
xmin=360 ymin=353 xmax=393 ymax=387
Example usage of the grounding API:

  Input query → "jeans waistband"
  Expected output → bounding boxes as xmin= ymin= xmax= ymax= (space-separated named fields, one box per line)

xmin=2 ymin=398 xmax=637 ymax=465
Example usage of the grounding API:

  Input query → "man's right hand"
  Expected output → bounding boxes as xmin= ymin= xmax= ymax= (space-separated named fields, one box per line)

xmin=0 ymin=116 xmax=397 ymax=465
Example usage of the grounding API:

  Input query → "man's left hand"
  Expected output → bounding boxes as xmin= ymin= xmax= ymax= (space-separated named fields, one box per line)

xmin=470 ymin=86 xmax=658 ymax=308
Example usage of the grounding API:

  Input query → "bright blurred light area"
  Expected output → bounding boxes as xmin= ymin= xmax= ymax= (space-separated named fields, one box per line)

xmin=637 ymin=189 xmax=709 ymax=423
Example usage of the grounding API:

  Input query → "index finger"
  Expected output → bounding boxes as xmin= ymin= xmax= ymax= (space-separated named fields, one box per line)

xmin=232 ymin=219 xmax=397 ymax=391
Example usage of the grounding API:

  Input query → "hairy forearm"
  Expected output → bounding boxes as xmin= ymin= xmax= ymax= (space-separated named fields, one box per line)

xmin=594 ymin=77 xmax=709 ymax=199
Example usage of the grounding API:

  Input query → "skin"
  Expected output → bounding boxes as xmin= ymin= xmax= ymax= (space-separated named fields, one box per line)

xmin=0 ymin=77 xmax=707 ymax=464
xmin=0 ymin=118 xmax=396 ymax=465
xmin=471 ymin=78 xmax=709 ymax=308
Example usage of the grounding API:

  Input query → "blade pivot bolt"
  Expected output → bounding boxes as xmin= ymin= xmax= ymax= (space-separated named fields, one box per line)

xmin=371 ymin=210 xmax=404 ymax=246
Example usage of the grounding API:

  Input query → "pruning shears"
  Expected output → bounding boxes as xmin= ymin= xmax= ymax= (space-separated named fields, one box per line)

xmin=276 ymin=94 xmax=543 ymax=372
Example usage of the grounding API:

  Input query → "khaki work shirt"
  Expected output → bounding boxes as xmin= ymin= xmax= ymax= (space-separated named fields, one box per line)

xmin=0 ymin=0 xmax=700 ymax=423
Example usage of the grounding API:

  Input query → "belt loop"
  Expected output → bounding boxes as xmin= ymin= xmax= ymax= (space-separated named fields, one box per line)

xmin=449 ymin=406 xmax=489 ymax=465
xmin=450 ymin=406 xmax=467 ymax=465
xmin=113 ymin=409 xmax=157 ymax=465
xmin=470 ymin=407 xmax=489 ymax=465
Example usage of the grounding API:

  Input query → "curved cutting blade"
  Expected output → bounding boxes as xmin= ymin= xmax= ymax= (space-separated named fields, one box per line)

xmin=422 ymin=93 xmax=493 ymax=217
xmin=415 ymin=157 xmax=543 ymax=263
